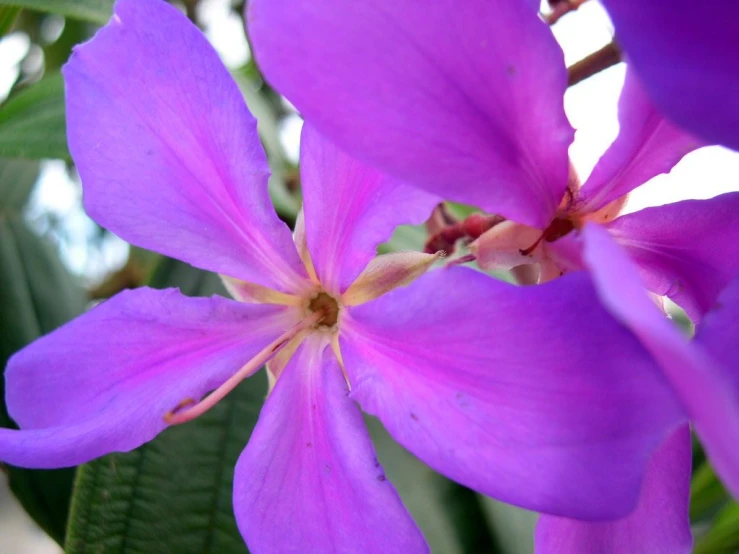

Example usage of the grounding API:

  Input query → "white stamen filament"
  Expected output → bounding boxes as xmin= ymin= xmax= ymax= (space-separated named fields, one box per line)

xmin=164 ymin=310 xmax=325 ymax=425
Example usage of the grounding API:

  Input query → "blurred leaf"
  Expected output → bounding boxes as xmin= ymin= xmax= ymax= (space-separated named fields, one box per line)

xmin=691 ymin=461 xmax=731 ymax=523
xmin=67 ymin=260 xmax=255 ymax=554
xmin=0 ymin=73 xmax=68 ymax=159
xmin=378 ymin=224 xmax=427 ymax=254
xmin=232 ymin=68 xmax=300 ymax=222
xmin=0 ymin=214 xmax=86 ymax=544
xmin=694 ymin=502 xmax=739 ymax=554
xmin=0 ymin=157 xmax=39 ymax=210
xmin=365 ymin=416 xmax=498 ymax=553
xmin=43 ymin=17 xmax=90 ymax=72
xmin=0 ymin=0 xmax=112 ymax=23
xmin=445 ymin=202 xmax=480 ymax=220
xmin=147 ymin=256 xmax=227 ymax=297
xmin=479 ymin=496 xmax=537 ymax=554
xmin=0 ymin=5 xmax=21 ymax=34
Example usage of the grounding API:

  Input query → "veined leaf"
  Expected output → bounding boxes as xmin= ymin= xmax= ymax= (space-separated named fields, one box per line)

xmin=0 ymin=0 xmax=112 ymax=24
xmin=67 ymin=259 xmax=253 ymax=554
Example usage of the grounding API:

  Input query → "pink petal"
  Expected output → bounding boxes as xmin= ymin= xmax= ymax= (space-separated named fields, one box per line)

xmin=577 ymin=69 xmax=705 ymax=213
xmin=233 ymin=335 xmax=427 ymax=554
xmin=606 ymin=193 xmax=739 ymax=323
xmin=535 ymin=425 xmax=692 ymax=554
xmin=63 ymin=0 xmax=307 ymax=292
xmin=582 ymin=223 xmax=739 ymax=498
xmin=1 ymin=288 xmax=294 ymax=467
xmin=248 ymin=0 xmax=573 ymax=228
xmin=300 ymin=125 xmax=439 ymax=293
xmin=600 ymin=0 xmax=739 ymax=151
xmin=339 ymin=267 xmax=684 ymax=519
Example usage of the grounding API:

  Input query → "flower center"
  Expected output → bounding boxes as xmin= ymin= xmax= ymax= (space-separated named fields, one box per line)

xmin=308 ymin=291 xmax=340 ymax=327
xmin=543 ymin=216 xmax=576 ymax=242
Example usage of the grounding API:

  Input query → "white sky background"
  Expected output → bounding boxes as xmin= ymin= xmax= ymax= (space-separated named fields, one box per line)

xmin=0 ymin=1 xmax=738 ymax=550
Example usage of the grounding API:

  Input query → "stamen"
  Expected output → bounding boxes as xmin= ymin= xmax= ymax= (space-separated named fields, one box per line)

xmin=164 ymin=311 xmax=324 ymax=425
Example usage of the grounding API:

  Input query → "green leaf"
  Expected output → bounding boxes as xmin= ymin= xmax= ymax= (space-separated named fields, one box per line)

xmin=479 ymin=496 xmax=537 ymax=554
xmin=0 ymin=73 xmax=68 ymax=160
xmin=67 ymin=260 xmax=254 ymax=554
xmin=378 ymin=224 xmax=428 ymax=254
xmin=66 ymin=373 xmax=265 ymax=554
xmin=0 ymin=0 xmax=112 ymax=24
xmin=0 ymin=214 xmax=86 ymax=544
xmin=691 ymin=461 xmax=731 ymax=523
xmin=0 ymin=157 xmax=39 ymax=211
xmin=0 ymin=5 xmax=21 ymax=35
xmin=147 ymin=256 xmax=227 ymax=297
xmin=232 ymin=68 xmax=300 ymax=222
xmin=694 ymin=501 xmax=739 ymax=554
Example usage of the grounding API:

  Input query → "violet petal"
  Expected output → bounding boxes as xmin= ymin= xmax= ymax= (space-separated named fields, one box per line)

xmin=248 ymin=0 xmax=573 ymax=228
xmin=600 ymin=0 xmax=739 ymax=151
xmin=64 ymin=0 xmax=306 ymax=291
xmin=1 ymin=288 xmax=293 ymax=467
xmin=582 ymin=223 xmax=739 ymax=498
xmin=535 ymin=425 xmax=692 ymax=554
xmin=233 ymin=335 xmax=427 ymax=553
xmin=300 ymin=125 xmax=439 ymax=294
xmin=340 ymin=267 xmax=684 ymax=519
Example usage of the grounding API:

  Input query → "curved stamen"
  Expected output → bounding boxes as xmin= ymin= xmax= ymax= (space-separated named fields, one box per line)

xmin=164 ymin=311 xmax=324 ymax=425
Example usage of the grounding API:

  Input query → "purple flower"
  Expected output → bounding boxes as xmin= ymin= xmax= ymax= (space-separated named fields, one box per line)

xmin=245 ymin=1 xmax=739 ymax=550
xmin=599 ymin=0 xmax=739 ymax=151
xmin=0 ymin=0 xmax=695 ymax=551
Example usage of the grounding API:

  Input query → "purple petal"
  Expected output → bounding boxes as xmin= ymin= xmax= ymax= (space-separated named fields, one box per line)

xmin=581 ymin=223 xmax=739 ymax=498
xmin=600 ymin=0 xmax=739 ymax=151
xmin=606 ymin=193 xmax=739 ymax=322
xmin=1 ymin=288 xmax=294 ymax=468
xmin=233 ymin=335 xmax=427 ymax=554
xmin=339 ymin=267 xmax=683 ymax=519
xmin=535 ymin=425 xmax=692 ymax=554
xmin=63 ymin=0 xmax=307 ymax=292
xmin=578 ymin=68 xmax=705 ymax=213
xmin=249 ymin=1 xmax=573 ymax=228
xmin=300 ymin=125 xmax=439 ymax=294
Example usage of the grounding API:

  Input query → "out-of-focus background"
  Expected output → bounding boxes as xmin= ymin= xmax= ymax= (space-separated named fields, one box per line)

xmin=0 ymin=1 xmax=738 ymax=553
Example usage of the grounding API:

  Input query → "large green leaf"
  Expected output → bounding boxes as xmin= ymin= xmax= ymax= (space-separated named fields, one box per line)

xmin=66 ymin=371 xmax=265 ymax=554
xmin=0 ymin=214 xmax=86 ymax=544
xmin=0 ymin=73 xmax=68 ymax=160
xmin=0 ymin=0 xmax=112 ymax=23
